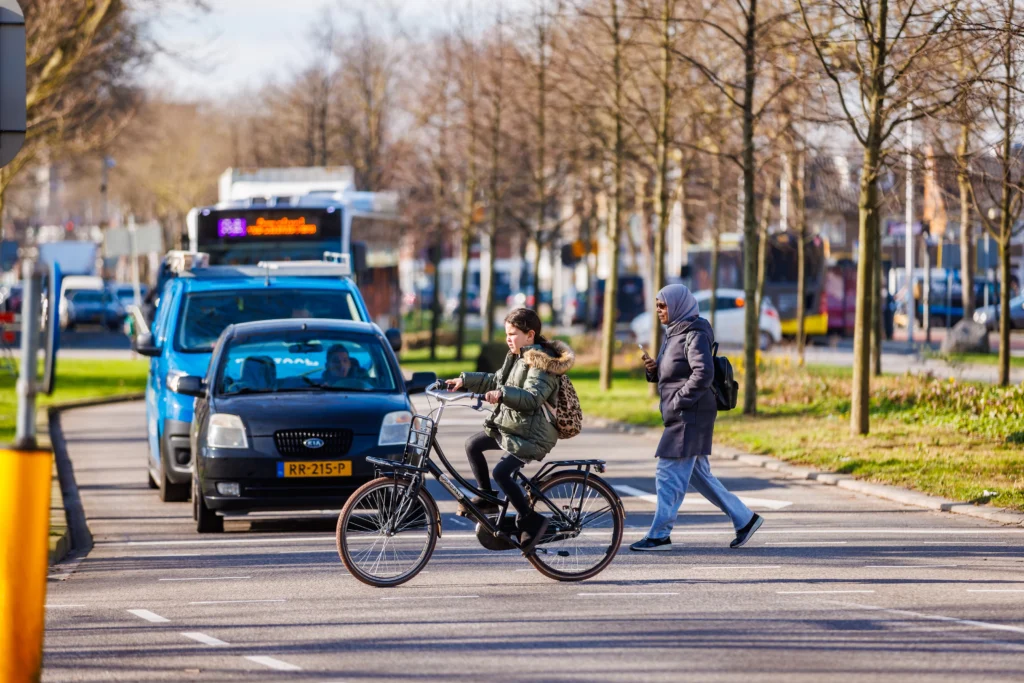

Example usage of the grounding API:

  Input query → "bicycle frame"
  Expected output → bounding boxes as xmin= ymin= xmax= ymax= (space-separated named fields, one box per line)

xmin=366 ymin=383 xmax=609 ymax=550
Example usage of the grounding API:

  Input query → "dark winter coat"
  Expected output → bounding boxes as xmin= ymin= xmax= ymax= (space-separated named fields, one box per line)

xmin=460 ymin=340 xmax=575 ymax=461
xmin=646 ymin=316 xmax=718 ymax=458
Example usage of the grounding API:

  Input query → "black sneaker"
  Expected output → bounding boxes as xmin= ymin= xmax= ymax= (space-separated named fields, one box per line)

xmin=629 ymin=536 xmax=672 ymax=552
xmin=457 ymin=491 xmax=501 ymax=517
xmin=730 ymin=513 xmax=764 ymax=548
xmin=517 ymin=512 xmax=550 ymax=554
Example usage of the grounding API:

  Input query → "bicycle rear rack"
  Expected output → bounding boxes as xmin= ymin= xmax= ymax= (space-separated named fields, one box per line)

xmin=534 ymin=459 xmax=606 ymax=481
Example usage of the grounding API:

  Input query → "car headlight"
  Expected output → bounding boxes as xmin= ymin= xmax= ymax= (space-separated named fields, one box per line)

xmin=378 ymin=411 xmax=413 ymax=446
xmin=974 ymin=312 xmax=988 ymax=323
xmin=207 ymin=414 xmax=249 ymax=449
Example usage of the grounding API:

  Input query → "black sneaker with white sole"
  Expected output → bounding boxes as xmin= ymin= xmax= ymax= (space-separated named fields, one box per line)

xmin=730 ymin=513 xmax=763 ymax=548
xmin=629 ymin=536 xmax=672 ymax=552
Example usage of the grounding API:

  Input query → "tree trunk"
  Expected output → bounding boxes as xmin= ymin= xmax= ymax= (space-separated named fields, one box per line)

xmin=482 ymin=228 xmax=497 ymax=343
xmin=794 ymin=147 xmax=807 ymax=365
xmin=957 ymin=123 xmax=975 ymax=322
xmin=429 ymin=237 xmax=443 ymax=362
xmin=455 ymin=221 xmax=471 ymax=361
xmin=710 ymin=153 xmax=723 ymax=329
xmin=740 ymin=0 xmax=760 ymax=415
xmin=851 ymin=140 xmax=880 ymax=436
xmin=599 ymin=0 xmax=625 ymax=392
xmin=871 ymin=210 xmax=883 ymax=377
xmin=755 ymin=175 xmax=773 ymax=319
xmin=650 ymin=0 xmax=672 ymax=395
xmin=998 ymin=238 xmax=1011 ymax=386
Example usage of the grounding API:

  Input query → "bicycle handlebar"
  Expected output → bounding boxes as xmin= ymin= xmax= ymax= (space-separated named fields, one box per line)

xmin=424 ymin=381 xmax=487 ymax=409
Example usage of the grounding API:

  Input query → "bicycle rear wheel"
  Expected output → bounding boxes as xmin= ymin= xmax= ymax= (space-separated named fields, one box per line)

xmin=337 ymin=476 xmax=439 ymax=587
xmin=527 ymin=471 xmax=623 ymax=581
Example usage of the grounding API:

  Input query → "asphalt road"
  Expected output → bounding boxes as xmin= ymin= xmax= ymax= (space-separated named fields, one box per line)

xmin=43 ymin=400 xmax=1024 ymax=682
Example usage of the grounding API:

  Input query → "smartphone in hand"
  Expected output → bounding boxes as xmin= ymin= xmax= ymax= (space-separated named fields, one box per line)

xmin=638 ymin=343 xmax=651 ymax=360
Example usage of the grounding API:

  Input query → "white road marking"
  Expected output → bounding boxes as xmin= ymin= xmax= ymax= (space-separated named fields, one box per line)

xmin=113 ymin=553 xmax=203 ymax=558
xmin=190 ymin=600 xmax=287 ymax=605
xmin=244 ymin=655 xmax=302 ymax=671
xmin=766 ymin=541 xmax=848 ymax=546
xmin=380 ymin=595 xmax=479 ymax=601
xmin=181 ymin=632 xmax=230 ymax=646
xmin=94 ymin=528 xmax=1024 ymax=548
xmin=128 ymin=609 xmax=169 ymax=623
xmin=777 ymin=590 xmax=875 ymax=594
xmin=48 ymin=574 xmax=70 ymax=580
xmin=690 ymin=565 xmax=782 ymax=569
xmin=158 ymin=576 xmax=251 ymax=582
xmin=830 ymin=601 xmax=1024 ymax=637
xmin=864 ymin=565 xmax=959 ymax=569
xmin=579 ymin=592 xmax=679 ymax=597
xmin=615 ymin=484 xmax=793 ymax=510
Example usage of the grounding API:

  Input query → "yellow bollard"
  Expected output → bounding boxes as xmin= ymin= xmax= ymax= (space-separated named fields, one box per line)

xmin=0 ymin=447 xmax=53 ymax=683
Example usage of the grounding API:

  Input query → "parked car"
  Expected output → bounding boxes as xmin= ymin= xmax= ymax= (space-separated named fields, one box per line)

xmin=175 ymin=318 xmax=436 ymax=532
xmin=0 ymin=284 xmax=22 ymax=313
xmin=113 ymin=283 xmax=148 ymax=309
xmin=132 ymin=258 xmax=381 ymax=503
xmin=444 ymin=288 xmax=481 ymax=317
xmin=973 ymin=294 xmax=1024 ymax=331
xmin=60 ymin=276 xmax=123 ymax=331
xmin=631 ymin=288 xmax=782 ymax=351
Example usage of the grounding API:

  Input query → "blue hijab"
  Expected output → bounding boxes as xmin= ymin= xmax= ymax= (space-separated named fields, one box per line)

xmin=657 ymin=284 xmax=699 ymax=335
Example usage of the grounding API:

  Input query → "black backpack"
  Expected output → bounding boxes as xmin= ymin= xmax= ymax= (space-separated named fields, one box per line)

xmin=709 ymin=341 xmax=738 ymax=411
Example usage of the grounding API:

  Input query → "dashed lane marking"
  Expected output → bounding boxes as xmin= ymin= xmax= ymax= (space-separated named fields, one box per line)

xmin=127 ymin=609 xmax=169 ymax=623
xmin=777 ymin=590 xmax=875 ymax=594
xmin=245 ymin=655 xmax=302 ymax=671
xmin=615 ymin=484 xmax=793 ymax=510
xmin=190 ymin=599 xmax=287 ymax=605
xmin=828 ymin=601 xmax=1024 ymax=637
xmin=181 ymin=632 xmax=229 ymax=646
xmin=158 ymin=576 xmax=251 ymax=581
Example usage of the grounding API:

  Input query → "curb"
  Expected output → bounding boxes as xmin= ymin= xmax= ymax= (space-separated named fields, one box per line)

xmin=46 ymin=393 xmax=144 ymax=566
xmin=585 ymin=417 xmax=1024 ymax=527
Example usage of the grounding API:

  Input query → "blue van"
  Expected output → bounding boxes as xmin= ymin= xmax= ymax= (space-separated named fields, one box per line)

xmin=132 ymin=258 xmax=382 ymax=502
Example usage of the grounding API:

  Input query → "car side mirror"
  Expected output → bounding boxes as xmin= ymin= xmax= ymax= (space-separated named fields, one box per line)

xmin=406 ymin=371 xmax=437 ymax=395
xmin=171 ymin=375 xmax=206 ymax=398
xmin=132 ymin=332 xmax=161 ymax=357
xmin=385 ymin=328 xmax=402 ymax=352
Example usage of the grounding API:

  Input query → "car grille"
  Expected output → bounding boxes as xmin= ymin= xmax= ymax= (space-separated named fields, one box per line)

xmin=274 ymin=429 xmax=353 ymax=457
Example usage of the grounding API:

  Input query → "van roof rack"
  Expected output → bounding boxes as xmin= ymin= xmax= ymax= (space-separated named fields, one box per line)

xmin=165 ymin=251 xmax=210 ymax=274
xmin=255 ymin=252 xmax=351 ymax=278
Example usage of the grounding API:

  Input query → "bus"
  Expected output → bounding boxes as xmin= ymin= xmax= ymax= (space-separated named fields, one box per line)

xmin=186 ymin=168 xmax=402 ymax=324
xmin=685 ymin=231 xmax=831 ymax=337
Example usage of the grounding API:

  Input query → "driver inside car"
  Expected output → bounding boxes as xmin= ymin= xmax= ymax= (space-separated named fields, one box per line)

xmin=321 ymin=343 xmax=366 ymax=384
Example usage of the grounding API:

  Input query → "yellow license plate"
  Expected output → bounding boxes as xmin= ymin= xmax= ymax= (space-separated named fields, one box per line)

xmin=277 ymin=461 xmax=352 ymax=478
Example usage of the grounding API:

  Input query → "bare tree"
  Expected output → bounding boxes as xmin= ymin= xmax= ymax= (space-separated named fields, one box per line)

xmin=797 ymin=0 xmax=964 ymax=435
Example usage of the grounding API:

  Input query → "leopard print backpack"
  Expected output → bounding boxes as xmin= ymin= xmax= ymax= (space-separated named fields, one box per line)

xmin=542 ymin=374 xmax=583 ymax=439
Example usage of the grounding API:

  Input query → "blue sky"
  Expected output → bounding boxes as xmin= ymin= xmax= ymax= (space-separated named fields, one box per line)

xmin=146 ymin=0 xmax=522 ymax=99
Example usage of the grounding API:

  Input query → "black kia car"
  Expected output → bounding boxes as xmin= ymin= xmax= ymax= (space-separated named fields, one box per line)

xmin=174 ymin=318 xmax=435 ymax=532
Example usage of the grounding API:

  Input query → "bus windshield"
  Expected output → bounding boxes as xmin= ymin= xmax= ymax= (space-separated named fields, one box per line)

xmin=176 ymin=289 xmax=363 ymax=352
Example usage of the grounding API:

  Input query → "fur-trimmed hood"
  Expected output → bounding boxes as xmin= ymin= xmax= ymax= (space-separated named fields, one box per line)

xmin=521 ymin=340 xmax=575 ymax=376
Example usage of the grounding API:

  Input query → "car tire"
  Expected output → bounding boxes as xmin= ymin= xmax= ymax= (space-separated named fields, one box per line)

xmin=158 ymin=445 xmax=189 ymax=503
xmin=193 ymin=476 xmax=223 ymax=533
xmin=759 ymin=331 xmax=774 ymax=352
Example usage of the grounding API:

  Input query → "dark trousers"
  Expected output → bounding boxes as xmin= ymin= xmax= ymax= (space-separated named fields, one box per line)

xmin=464 ymin=431 xmax=531 ymax=517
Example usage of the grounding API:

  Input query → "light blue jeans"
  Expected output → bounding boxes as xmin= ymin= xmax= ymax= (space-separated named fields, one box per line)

xmin=647 ymin=456 xmax=754 ymax=540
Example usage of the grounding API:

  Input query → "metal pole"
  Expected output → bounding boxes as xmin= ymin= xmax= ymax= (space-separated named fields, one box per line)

xmin=923 ymin=239 xmax=932 ymax=345
xmin=15 ymin=261 xmax=41 ymax=449
xmin=984 ymin=234 xmax=991 ymax=309
xmin=129 ymin=214 xmax=142 ymax=306
xmin=905 ymin=103 xmax=915 ymax=348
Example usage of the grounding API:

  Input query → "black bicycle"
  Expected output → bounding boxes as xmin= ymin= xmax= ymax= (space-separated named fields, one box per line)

xmin=336 ymin=382 xmax=625 ymax=587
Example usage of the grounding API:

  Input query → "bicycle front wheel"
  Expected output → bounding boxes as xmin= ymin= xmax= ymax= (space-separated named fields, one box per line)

xmin=528 ymin=471 xmax=624 ymax=581
xmin=337 ymin=477 xmax=439 ymax=587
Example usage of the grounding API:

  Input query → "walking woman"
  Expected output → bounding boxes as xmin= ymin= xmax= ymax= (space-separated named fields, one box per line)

xmin=445 ymin=308 xmax=575 ymax=552
xmin=630 ymin=284 xmax=763 ymax=551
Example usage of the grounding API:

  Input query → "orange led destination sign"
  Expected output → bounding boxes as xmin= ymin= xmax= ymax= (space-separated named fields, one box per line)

xmin=245 ymin=216 xmax=318 ymax=237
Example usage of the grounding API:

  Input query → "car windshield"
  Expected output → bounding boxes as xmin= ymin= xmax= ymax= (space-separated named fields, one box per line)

xmin=70 ymin=291 xmax=103 ymax=304
xmin=216 ymin=332 xmax=396 ymax=395
xmin=177 ymin=289 xmax=362 ymax=352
